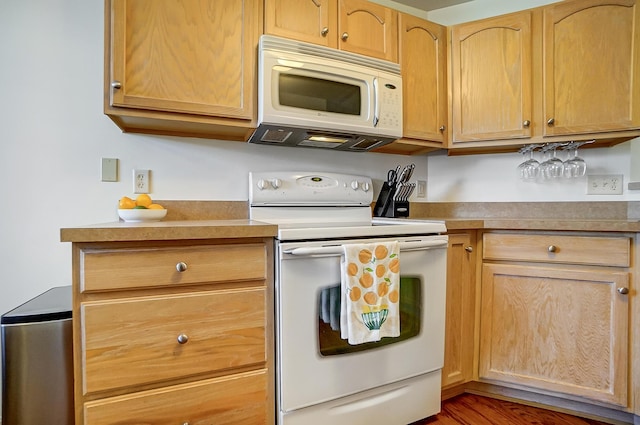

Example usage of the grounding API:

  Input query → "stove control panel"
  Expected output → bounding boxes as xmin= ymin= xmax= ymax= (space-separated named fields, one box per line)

xmin=250 ymin=171 xmax=373 ymax=206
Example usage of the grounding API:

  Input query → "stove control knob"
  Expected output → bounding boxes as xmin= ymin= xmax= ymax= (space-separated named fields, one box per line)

xmin=361 ymin=182 xmax=370 ymax=192
xmin=351 ymin=180 xmax=360 ymax=190
xmin=257 ymin=179 xmax=268 ymax=190
xmin=271 ymin=178 xmax=282 ymax=189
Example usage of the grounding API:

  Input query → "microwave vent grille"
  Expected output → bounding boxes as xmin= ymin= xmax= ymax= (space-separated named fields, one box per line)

xmin=260 ymin=35 xmax=400 ymax=75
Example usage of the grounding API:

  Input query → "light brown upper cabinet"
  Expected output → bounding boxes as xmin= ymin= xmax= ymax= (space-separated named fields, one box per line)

xmin=450 ymin=0 xmax=640 ymax=151
xmin=105 ymin=0 xmax=261 ymax=140
xmin=543 ymin=0 xmax=640 ymax=136
xmin=265 ymin=0 xmax=398 ymax=62
xmin=400 ymin=14 xmax=448 ymax=146
xmin=451 ymin=11 xmax=533 ymax=144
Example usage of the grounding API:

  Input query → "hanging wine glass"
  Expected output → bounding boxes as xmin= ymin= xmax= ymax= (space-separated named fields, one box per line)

xmin=562 ymin=140 xmax=593 ymax=178
xmin=540 ymin=143 xmax=564 ymax=179
xmin=517 ymin=144 xmax=540 ymax=180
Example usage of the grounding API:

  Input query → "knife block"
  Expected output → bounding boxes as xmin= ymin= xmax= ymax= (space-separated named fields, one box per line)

xmin=373 ymin=183 xmax=410 ymax=218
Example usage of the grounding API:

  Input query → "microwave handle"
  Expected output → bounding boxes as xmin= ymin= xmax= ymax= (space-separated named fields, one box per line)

xmin=283 ymin=239 xmax=448 ymax=257
xmin=373 ymin=77 xmax=379 ymax=127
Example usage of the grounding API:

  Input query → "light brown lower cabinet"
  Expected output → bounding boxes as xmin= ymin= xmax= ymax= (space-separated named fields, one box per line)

xmin=442 ymin=232 xmax=477 ymax=389
xmin=479 ymin=232 xmax=632 ymax=407
xmin=71 ymin=239 xmax=274 ymax=425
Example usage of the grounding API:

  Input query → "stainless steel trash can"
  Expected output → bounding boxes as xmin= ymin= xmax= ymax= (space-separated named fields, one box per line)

xmin=1 ymin=286 xmax=73 ymax=425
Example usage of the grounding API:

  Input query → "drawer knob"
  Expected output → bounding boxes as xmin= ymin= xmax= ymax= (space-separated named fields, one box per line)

xmin=547 ymin=245 xmax=558 ymax=253
xmin=341 ymin=32 xmax=349 ymax=41
xmin=177 ymin=334 xmax=189 ymax=344
xmin=176 ymin=262 xmax=188 ymax=272
xmin=617 ymin=287 xmax=629 ymax=295
xmin=465 ymin=246 xmax=473 ymax=253
xmin=321 ymin=27 xmax=329 ymax=37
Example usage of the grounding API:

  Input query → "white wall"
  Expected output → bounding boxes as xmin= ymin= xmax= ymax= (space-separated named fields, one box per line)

xmin=0 ymin=0 xmax=637 ymax=414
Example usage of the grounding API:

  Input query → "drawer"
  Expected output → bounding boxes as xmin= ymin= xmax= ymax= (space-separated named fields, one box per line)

xmin=81 ymin=288 xmax=266 ymax=394
xmin=483 ymin=233 xmax=630 ymax=267
xmin=84 ymin=370 xmax=268 ymax=425
xmin=80 ymin=243 xmax=266 ymax=292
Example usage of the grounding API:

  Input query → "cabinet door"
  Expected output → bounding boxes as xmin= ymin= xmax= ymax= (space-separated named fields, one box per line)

xmin=338 ymin=0 xmax=398 ymax=62
xmin=543 ymin=0 xmax=640 ymax=136
xmin=480 ymin=263 xmax=629 ymax=406
xmin=109 ymin=0 xmax=259 ymax=120
xmin=451 ymin=12 xmax=532 ymax=143
xmin=400 ymin=14 xmax=447 ymax=145
xmin=442 ymin=232 xmax=476 ymax=389
xmin=265 ymin=0 xmax=338 ymax=48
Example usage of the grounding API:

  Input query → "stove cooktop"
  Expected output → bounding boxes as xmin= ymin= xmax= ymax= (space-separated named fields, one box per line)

xmin=249 ymin=171 xmax=445 ymax=240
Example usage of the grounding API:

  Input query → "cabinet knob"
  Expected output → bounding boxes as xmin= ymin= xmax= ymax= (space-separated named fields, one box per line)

xmin=547 ymin=245 xmax=558 ymax=253
xmin=111 ymin=81 xmax=122 ymax=89
xmin=321 ymin=27 xmax=329 ymax=37
xmin=523 ymin=120 xmax=531 ymax=127
xmin=547 ymin=118 xmax=555 ymax=126
xmin=177 ymin=334 xmax=189 ymax=344
xmin=176 ymin=262 xmax=188 ymax=272
xmin=341 ymin=32 xmax=349 ymax=41
xmin=617 ymin=287 xmax=629 ymax=295
xmin=439 ymin=125 xmax=446 ymax=132
xmin=464 ymin=246 xmax=473 ymax=253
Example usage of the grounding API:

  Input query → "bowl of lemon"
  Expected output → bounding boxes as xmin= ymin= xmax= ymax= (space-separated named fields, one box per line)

xmin=118 ymin=194 xmax=167 ymax=222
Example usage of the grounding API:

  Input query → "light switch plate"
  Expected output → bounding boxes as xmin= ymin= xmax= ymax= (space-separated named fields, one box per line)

xmin=101 ymin=158 xmax=118 ymax=182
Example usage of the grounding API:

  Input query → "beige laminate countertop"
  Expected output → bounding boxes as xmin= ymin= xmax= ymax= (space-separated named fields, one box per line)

xmin=60 ymin=219 xmax=278 ymax=243
xmin=60 ymin=201 xmax=640 ymax=243
xmin=439 ymin=218 xmax=640 ymax=232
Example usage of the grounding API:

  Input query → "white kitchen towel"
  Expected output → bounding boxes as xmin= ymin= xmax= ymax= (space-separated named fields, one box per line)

xmin=341 ymin=241 xmax=400 ymax=345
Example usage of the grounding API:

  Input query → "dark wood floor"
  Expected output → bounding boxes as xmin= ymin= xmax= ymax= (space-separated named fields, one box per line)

xmin=410 ymin=394 xmax=612 ymax=425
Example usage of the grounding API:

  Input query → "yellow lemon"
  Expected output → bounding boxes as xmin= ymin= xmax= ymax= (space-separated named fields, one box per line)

xmin=118 ymin=196 xmax=136 ymax=209
xmin=148 ymin=203 xmax=165 ymax=210
xmin=135 ymin=194 xmax=153 ymax=207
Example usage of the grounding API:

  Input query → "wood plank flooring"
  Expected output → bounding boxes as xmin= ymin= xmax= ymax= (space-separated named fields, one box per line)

xmin=410 ymin=394 xmax=612 ymax=425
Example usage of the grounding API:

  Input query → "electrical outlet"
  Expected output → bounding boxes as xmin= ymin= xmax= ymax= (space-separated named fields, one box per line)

xmin=133 ymin=169 xmax=150 ymax=194
xmin=417 ymin=180 xmax=426 ymax=198
xmin=587 ymin=174 xmax=623 ymax=195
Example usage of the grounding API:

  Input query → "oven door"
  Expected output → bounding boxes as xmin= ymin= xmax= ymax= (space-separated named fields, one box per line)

xmin=276 ymin=235 xmax=448 ymax=413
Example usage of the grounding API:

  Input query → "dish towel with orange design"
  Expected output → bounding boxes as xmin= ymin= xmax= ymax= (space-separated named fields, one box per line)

xmin=340 ymin=241 xmax=400 ymax=345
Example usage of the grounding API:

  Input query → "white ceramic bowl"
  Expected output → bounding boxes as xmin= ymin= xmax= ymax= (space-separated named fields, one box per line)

xmin=118 ymin=208 xmax=167 ymax=222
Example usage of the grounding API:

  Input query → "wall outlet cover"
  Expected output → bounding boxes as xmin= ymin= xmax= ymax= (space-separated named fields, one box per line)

xmin=586 ymin=174 xmax=623 ymax=195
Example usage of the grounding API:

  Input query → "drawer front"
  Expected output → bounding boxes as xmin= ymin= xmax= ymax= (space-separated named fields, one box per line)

xmin=84 ymin=370 xmax=268 ymax=425
xmin=82 ymin=289 xmax=266 ymax=394
xmin=81 ymin=243 xmax=266 ymax=291
xmin=483 ymin=233 xmax=630 ymax=267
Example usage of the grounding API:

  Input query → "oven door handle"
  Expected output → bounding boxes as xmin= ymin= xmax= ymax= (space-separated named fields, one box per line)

xmin=283 ymin=238 xmax=448 ymax=257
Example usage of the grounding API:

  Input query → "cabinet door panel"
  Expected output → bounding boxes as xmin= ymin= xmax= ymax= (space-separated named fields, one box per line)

xmin=544 ymin=0 xmax=639 ymax=135
xmin=82 ymin=289 xmax=266 ymax=394
xmin=110 ymin=0 xmax=258 ymax=119
xmin=265 ymin=0 xmax=338 ymax=48
xmin=442 ymin=233 xmax=476 ymax=388
xmin=84 ymin=370 xmax=268 ymax=425
xmin=480 ymin=264 xmax=628 ymax=406
xmin=339 ymin=0 xmax=398 ymax=62
xmin=452 ymin=12 xmax=532 ymax=142
xmin=400 ymin=14 xmax=447 ymax=144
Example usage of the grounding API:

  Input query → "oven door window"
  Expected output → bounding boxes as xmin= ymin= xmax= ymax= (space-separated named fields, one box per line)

xmin=278 ymin=73 xmax=361 ymax=115
xmin=318 ymin=276 xmax=421 ymax=356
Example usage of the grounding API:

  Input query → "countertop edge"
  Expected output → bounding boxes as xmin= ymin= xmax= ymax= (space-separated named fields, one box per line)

xmin=60 ymin=219 xmax=278 ymax=243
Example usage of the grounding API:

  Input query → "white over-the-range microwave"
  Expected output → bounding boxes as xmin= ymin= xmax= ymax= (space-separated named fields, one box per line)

xmin=248 ymin=35 xmax=403 ymax=152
